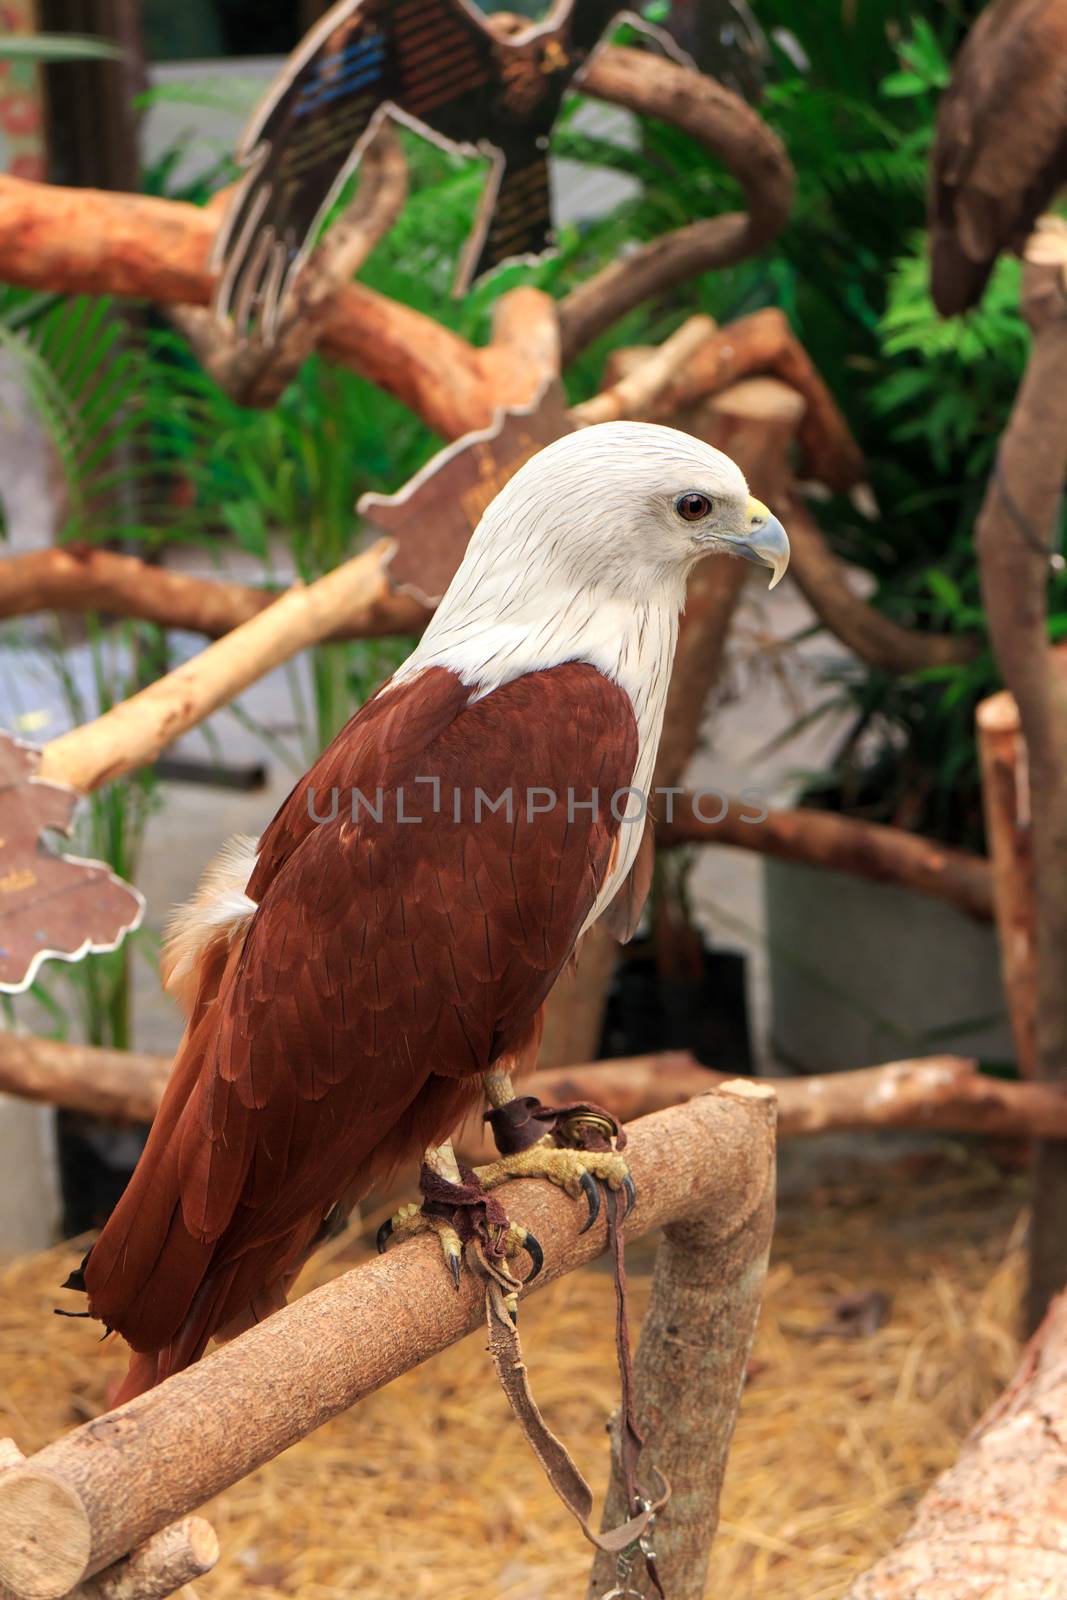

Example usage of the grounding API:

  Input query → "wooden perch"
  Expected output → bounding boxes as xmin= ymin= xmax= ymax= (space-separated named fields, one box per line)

xmin=0 ymin=545 xmax=430 ymax=641
xmin=0 ymin=1032 xmax=168 ymax=1123
xmin=35 ymin=541 xmax=398 ymax=794
xmin=661 ymin=792 xmax=994 ymax=922
xmin=977 ymin=690 xmax=1037 ymax=1078
xmin=601 ymin=308 xmax=865 ymax=492
xmin=974 ymin=260 xmax=1067 ymax=1330
xmin=589 ymin=1080 xmax=776 ymax=1599
xmin=457 ymin=1053 xmax=1067 ymax=1162
xmin=557 ymin=49 xmax=793 ymax=362
xmin=6 ymin=1030 xmax=1066 ymax=1148
xmin=843 ymin=1287 xmax=1067 ymax=1597
xmin=0 ymin=1088 xmax=774 ymax=1596
xmin=569 ymin=314 xmax=717 ymax=425
xmin=0 ymin=45 xmax=790 ymax=439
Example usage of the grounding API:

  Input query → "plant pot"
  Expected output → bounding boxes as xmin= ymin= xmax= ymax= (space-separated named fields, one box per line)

xmin=763 ymin=858 xmax=1014 ymax=1073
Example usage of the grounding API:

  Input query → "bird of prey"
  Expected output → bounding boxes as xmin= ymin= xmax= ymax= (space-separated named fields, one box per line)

xmin=929 ymin=0 xmax=1067 ymax=317
xmin=68 ymin=423 xmax=789 ymax=1402
xmin=211 ymin=0 xmax=692 ymax=335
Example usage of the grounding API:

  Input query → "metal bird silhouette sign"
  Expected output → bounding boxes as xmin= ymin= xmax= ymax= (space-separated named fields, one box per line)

xmin=0 ymin=732 xmax=144 ymax=994
xmin=212 ymin=0 xmax=687 ymax=335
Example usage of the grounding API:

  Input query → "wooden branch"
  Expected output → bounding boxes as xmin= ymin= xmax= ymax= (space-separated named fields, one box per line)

xmin=0 ymin=177 xmax=541 ymax=439
xmin=74 ymin=1519 xmax=218 ymax=1600
xmin=785 ymin=494 xmax=979 ymax=673
xmin=0 ymin=1032 xmax=168 ymax=1123
xmin=0 ymin=545 xmax=430 ymax=640
xmin=843 ymin=1287 xmax=1067 ymax=1597
xmin=977 ymin=691 xmax=1038 ymax=1077
xmin=557 ymin=50 xmax=793 ymax=362
xmin=458 ymin=1054 xmax=1067 ymax=1163
xmin=661 ymin=793 xmax=994 ymax=922
xmin=588 ymin=1081 xmax=776 ymax=1599
xmin=0 ymin=1089 xmax=773 ymax=1594
xmin=570 ymin=314 xmax=716 ymax=425
xmin=36 ymin=541 xmax=397 ymax=794
xmin=974 ymin=261 xmax=1067 ymax=1330
xmin=600 ymin=308 xmax=865 ymax=492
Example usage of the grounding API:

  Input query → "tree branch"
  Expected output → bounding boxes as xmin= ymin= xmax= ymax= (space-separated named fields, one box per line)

xmin=36 ymin=541 xmax=398 ymax=794
xmin=557 ymin=49 xmax=794 ymax=362
xmin=974 ymin=260 xmax=1067 ymax=1330
xmin=0 ymin=1089 xmax=774 ymax=1595
xmin=0 ymin=545 xmax=430 ymax=640
xmin=661 ymin=793 xmax=993 ymax=921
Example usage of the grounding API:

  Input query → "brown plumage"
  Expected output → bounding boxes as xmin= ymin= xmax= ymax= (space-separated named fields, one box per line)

xmin=83 ymin=664 xmax=638 ymax=1402
xmin=929 ymin=0 xmax=1067 ymax=316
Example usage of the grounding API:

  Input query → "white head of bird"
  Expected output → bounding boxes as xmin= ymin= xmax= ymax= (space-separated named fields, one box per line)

xmin=397 ymin=420 xmax=790 ymax=706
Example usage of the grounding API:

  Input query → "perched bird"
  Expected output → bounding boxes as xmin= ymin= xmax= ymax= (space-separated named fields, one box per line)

xmin=68 ymin=423 xmax=788 ymax=1402
xmin=212 ymin=0 xmax=689 ymax=334
xmin=929 ymin=0 xmax=1067 ymax=316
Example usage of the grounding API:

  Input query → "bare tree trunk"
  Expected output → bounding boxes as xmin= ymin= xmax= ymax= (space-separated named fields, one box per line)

xmin=843 ymin=1289 xmax=1067 ymax=1598
xmin=588 ymin=1081 xmax=776 ymax=1598
xmin=974 ymin=261 xmax=1067 ymax=1330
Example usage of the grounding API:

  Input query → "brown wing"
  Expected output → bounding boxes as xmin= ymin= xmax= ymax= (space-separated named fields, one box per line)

xmin=929 ymin=0 xmax=1067 ymax=316
xmin=83 ymin=663 xmax=638 ymax=1380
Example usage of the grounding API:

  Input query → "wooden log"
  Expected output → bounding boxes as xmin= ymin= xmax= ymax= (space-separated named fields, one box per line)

xmin=458 ymin=1054 xmax=1067 ymax=1164
xmin=588 ymin=1081 xmax=776 ymax=1599
xmin=661 ymin=793 xmax=994 ymax=922
xmin=843 ymin=1288 xmax=1067 ymax=1597
xmin=73 ymin=1520 xmax=218 ymax=1600
xmin=557 ymin=50 xmax=792 ymax=362
xmin=35 ymin=541 xmax=396 ymax=794
xmin=569 ymin=315 xmax=717 ymax=426
xmin=977 ymin=691 xmax=1038 ymax=1078
xmin=601 ymin=308 xmax=865 ymax=493
xmin=0 ymin=546 xmax=430 ymax=641
xmin=0 ymin=1089 xmax=773 ymax=1593
xmin=0 ymin=1033 xmax=167 ymax=1124
xmin=974 ymin=261 xmax=1067 ymax=1329
xmin=0 ymin=178 xmax=539 ymax=441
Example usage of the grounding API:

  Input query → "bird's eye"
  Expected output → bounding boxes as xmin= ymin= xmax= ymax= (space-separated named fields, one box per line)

xmin=675 ymin=492 xmax=713 ymax=522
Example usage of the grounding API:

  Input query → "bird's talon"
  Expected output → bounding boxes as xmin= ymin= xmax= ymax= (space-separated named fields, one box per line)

xmin=448 ymin=1249 xmax=462 ymax=1291
xmin=520 ymin=1229 xmax=544 ymax=1283
xmin=578 ymin=1169 xmax=601 ymax=1234
xmin=622 ymin=1174 xmax=637 ymax=1220
xmin=375 ymin=1218 xmax=393 ymax=1254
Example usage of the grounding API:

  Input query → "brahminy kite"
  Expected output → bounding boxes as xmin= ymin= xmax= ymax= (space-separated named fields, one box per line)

xmin=929 ymin=0 xmax=1067 ymax=316
xmin=67 ymin=422 xmax=789 ymax=1402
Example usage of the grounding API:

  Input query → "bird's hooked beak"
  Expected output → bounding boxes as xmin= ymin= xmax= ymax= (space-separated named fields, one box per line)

xmin=725 ymin=496 xmax=791 ymax=590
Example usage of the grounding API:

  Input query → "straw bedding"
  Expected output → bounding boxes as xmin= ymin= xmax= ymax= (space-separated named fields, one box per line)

xmin=0 ymin=1146 xmax=1025 ymax=1599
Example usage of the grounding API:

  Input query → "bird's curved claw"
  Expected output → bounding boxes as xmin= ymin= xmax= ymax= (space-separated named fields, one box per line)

xmin=621 ymin=1174 xmax=637 ymax=1221
xmin=578 ymin=1168 xmax=602 ymax=1234
xmin=376 ymin=1217 xmax=393 ymax=1254
xmin=521 ymin=1229 xmax=544 ymax=1283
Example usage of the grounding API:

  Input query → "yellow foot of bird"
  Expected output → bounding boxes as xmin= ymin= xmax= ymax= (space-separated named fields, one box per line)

xmin=376 ymin=1194 xmax=543 ymax=1304
xmin=475 ymin=1144 xmax=636 ymax=1233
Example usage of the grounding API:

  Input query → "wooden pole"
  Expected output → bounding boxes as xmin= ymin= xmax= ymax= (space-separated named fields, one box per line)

xmin=977 ymin=690 xmax=1038 ymax=1077
xmin=588 ymin=1081 xmax=775 ymax=1599
xmin=973 ymin=260 xmax=1067 ymax=1329
xmin=843 ymin=1288 xmax=1067 ymax=1598
xmin=73 ymin=1520 xmax=218 ymax=1600
xmin=35 ymin=541 xmax=396 ymax=795
xmin=0 ymin=1089 xmax=773 ymax=1597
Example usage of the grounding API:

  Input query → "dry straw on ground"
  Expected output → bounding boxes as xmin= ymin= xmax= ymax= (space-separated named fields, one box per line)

xmin=0 ymin=1147 xmax=1025 ymax=1600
